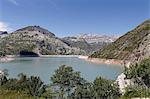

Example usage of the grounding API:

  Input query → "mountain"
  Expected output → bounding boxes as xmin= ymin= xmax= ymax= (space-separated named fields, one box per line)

xmin=0 ymin=26 xmax=85 ymax=56
xmin=90 ymin=19 xmax=150 ymax=64
xmin=16 ymin=26 xmax=55 ymax=37
xmin=76 ymin=33 xmax=117 ymax=43
xmin=0 ymin=31 xmax=8 ymax=38
xmin=62 ymin=37 xmax=91 ymax=53
xmin=62 ymin=35 xmax=112 ymax=55
xmin=0 ymin=31 xmax=8 ymax=35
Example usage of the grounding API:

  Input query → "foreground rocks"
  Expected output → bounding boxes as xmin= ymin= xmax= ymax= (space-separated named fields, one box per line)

xmin=116 ymin=73 xmax=134 ymax=94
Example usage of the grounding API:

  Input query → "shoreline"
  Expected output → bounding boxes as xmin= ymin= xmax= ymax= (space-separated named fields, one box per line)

xmin=78 ymin=56 xmax=125 ymax=66
xmin=0 ymin=55 xmax=81 ymax=62
xmin=0 ymin=55 xmax=129 ymax=66
xmin=0 ymin=55 xmax=15 ymax=62
xmin=40 ymin=55 xmax=80 ymax=57
xmin=87 ymin=58 xmax=124 ymax=65
xmin=46 ymin=55 xmax=127 ymax=66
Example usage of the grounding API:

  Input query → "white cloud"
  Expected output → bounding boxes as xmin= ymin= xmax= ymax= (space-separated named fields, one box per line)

xmin=0 ymin=21 xmax=11 ymax=32
xmin=7 ymin=0 xmax=19 ymax=6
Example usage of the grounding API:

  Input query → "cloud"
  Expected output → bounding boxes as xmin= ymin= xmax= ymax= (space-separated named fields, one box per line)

xmin=0 ymin=21 xmax=12 ymax=32
xmin=7 ymin=0 xmax=19 ymax=6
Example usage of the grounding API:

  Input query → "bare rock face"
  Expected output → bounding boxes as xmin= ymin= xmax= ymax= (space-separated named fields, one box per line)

xmin=127 ymin=33 xmax=150 ymax=65
xmin=76 ymin=33 xmax=117 ymax=43
xmin=116 ymin=73 xmax=134 ymax=94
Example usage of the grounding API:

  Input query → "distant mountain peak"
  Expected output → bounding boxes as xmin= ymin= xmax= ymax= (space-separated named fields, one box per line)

xmin=0 ymin=31 xmax=8 ymax=38
xmin=15 ymin=25 xmax=55 ymax=37
xmin=0 ymin=31 xmax=8 ymax=35
xmin=75 ymin=33 xmax=118 ymax=43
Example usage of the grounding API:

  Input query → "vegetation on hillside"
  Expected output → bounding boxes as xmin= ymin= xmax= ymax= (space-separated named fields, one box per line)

xmin=90 ymin=19 xmax=150 ymax=60
xmin=0 ymin=34 xmax=37 ymax=55
xmin=0 ymin=26 xmax=86 ymax=56
xmin=62 ymin=37 xmax=109 ymax=55
xmin=123 ymin=57 xmax=150 ymax=97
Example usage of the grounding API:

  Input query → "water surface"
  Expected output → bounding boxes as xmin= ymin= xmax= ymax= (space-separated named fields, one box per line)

xmin=0 ymin=57 xmax=124 ymax=84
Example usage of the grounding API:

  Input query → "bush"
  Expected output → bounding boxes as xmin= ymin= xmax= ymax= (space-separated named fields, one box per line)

xmin=123 ymin=86 xmax=150 ymax=98
xmin=124 ymin=58 xmax=150 ymax=88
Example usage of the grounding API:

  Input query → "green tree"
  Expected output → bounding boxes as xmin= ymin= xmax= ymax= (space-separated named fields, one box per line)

xmin=0 ymin=73 xmax=47 ymax=98
xmin=0 ymin=50 xmax=6 ymax=57
xmin=71 ymin=82 xmax=93 ymax=99
xmin=27 ymin=76 xmax=46 ymax=97
xmin=92 ymin=77 xmax=120 ymax=99
xmin=17 ymin=73 xmax=27 ymax=82
xmin=51 ymin=65 xmax=86 ymax=99
xmin=124 ymin=58 xmax=150 ymax=88
xmin=41 ymin=85 xmax=57 ymax=99
xmin=123 ymin=86 xmax=150 ymax=98
xmin=0 ymin=69 xmax=8 ymax=85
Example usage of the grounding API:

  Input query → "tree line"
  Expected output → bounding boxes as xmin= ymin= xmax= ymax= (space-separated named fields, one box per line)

xmin=0 ymin=65 xmax=120 ymax=99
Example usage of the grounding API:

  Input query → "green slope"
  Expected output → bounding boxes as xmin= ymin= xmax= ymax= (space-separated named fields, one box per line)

xmin=90 ymin=19 xmax=150 ymax=60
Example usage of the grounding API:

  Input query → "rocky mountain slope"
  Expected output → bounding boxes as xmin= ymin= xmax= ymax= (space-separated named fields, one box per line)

xmin=0 ymin=31 xmax=8 ymax=35
xmin=62 ymin=37 xmax=91 ymax=53
xmin=0 ymin=26 xmax=85 ymax=55
xmin=90 ymin=19 xmax=150 ymax=64
xmin=76 ymin=33 xmax=117 ymax=43
xmin=0 ymin=31 xmax=8 ymax=38
xmin=62 ymin=33 xmax=117 ymax=54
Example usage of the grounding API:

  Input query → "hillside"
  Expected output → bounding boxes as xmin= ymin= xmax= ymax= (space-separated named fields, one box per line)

xmin=62 ymin=36 xmax=109 ymax=55
xmin=0 ymin=31 xmax=8 ymax=38
xmin=90 ymin=19 xmax=150 ymax=64
xmin=0 ymin=26 xmax=85 ymax=56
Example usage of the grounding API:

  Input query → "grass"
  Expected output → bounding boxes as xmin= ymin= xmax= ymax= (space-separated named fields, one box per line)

xmin=0 ymin=90 xmax=46 ymax=99
xmin=0 ymin=90 xmax=34 ymax=99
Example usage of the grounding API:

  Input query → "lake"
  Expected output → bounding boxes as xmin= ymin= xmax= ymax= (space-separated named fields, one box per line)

xmin=0 ymin=56 xmax=124 ymax=84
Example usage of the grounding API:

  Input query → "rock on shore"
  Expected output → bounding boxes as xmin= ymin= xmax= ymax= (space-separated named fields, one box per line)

xmin=86 ymin=58 xmax=124 ymax=65
xmin=116 ymin=73 xmax=134 ymax=94
xmin=0 ymin=56 xmax=14 ymax=62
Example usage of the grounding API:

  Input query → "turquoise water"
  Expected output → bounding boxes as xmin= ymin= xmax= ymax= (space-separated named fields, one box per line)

xmin=0 ymin=57 xmax=124 ymax=84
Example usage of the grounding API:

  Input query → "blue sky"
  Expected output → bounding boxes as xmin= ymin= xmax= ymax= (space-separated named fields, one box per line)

xmin=0 ymin=0 xmax=149 ymax=37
